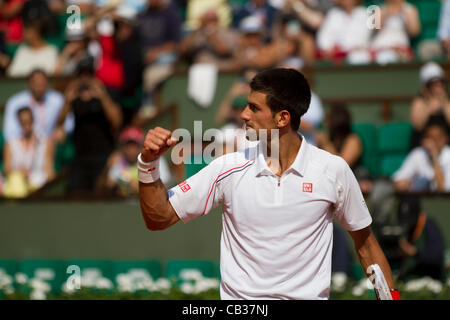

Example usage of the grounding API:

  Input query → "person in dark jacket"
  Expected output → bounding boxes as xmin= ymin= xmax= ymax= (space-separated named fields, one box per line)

xmin=396 ymin=196 xmax=445 ymax=281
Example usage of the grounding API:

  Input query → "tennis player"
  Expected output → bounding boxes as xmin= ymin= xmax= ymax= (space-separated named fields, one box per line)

xmin=138 ymin=68 xmax=399 ymax=300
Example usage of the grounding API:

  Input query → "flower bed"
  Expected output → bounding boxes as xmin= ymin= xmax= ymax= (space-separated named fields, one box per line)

xmin=1 ymin=268 xmax=450 ymax=300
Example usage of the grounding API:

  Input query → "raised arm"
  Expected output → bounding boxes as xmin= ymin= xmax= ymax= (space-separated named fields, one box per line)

xmin=139 ymin=127 xmax=180 ymax=231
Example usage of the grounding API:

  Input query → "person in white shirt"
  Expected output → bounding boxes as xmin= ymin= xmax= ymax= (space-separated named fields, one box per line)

xmin=393 ymin=119 xmax=450 ymax=193
xmin=2 ymin=107 xmax=55 ymax=198
xmin=137 ymin=68 xmax=399 ymax=300
xmin=316 ymin=0 xmax=371 ymax=64
xmin=3 ymin=69 xmax=74 ymax=143
xmin=6 ymin=20 xmax=58 ymax=77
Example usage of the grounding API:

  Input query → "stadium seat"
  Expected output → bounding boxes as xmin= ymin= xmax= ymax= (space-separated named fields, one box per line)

xmin=380 ymin=154 xmax=408 ymax=178
xmin=18 ymin=259 xmax=65 ymax=294
xmin=378 ymin=122 xmax=412 ymax=177
xmin=165 ymin=259 xmax=217 ymax=282
xmin=352 ymin=123 xmax=379 ymax=177
xmin=112 ymin=260 xmax=162 ymax=280
xmin=378 ymin=122 xmax=412 ymax=154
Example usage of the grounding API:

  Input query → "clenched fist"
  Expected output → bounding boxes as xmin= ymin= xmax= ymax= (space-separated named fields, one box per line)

xmin=141 ymin=127 xmax=178 ymax=162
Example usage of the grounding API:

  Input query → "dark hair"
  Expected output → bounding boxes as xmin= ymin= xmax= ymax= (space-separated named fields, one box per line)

xmin=327 ymin=103 xmax=352 ymax=152
xmin=28 ymin=68 xmax=47 ymax=81
xmin=249 ymin=68 xmax=311 ymax=130
xmin=76 ymin=56 xmax=95 ymax=76
xmin=17 ymin=106 xmax=33 ymax=119
xmin=423 ymin=115 xmax=449 ymax=136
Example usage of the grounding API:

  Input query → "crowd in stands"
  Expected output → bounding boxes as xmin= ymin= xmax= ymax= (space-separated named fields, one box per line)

xmin=0 ymin=0 xmax=449 ymax=281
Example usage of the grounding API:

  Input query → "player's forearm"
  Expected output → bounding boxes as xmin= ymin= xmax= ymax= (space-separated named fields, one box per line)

xmin=355 ymin=232 xmax=396 ymax=289
xmin=139 ymin=180 xmax=178 ymax=230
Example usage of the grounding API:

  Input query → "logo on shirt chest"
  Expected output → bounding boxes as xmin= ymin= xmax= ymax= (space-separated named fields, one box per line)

xmin=302 ymin=182 xmax=313 ymax=193
xmin=178 ymin=181 xmax=191 ymax=193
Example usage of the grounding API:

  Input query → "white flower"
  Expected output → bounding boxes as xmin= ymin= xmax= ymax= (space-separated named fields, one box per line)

xmin=180 ymin=282 xmax=195 ymax=294
xmin=154 ymin=278 xmax=171 ymax=292
xmin=0 ymin=274 xmax=13 ymax=288
xmin=180 ymin=269 xmax=204 ymax=282
xmin=96 ymin=278 xmax=113 ymax=290
xmin=62 ymin=281 xmax=77 ymax=294
xmin=197 ymin=278 xmax=220 ymax=293
xmin=30 ymin=290 xmax=47 ymax=300
xmin=15 ymin=272 xmax=28 ymax=285
xmin=426 ymin=279 xmax=443 ymax=294
xmin=4 ymin=286 xmax=14 ymax=295
xmin=331 ymin=272 xmax=348 ymax=292
xmin=352 ymin=285 xmax=365 ymax=296
xmin=30 ymin=278 xmax=51 ymax=292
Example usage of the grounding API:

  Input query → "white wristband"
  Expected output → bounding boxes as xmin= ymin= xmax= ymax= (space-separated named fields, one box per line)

xmin=137 ymin=153 xmax=160 ymax=183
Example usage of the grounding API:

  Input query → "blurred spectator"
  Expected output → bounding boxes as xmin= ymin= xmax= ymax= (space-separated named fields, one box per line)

xmin=316 ymin=104 xmax=372 ymax=192
xmin=410 ymin=62 xmax=450 ymax=148
xmin=2 ymin=106 xmax=55 ymax=198
xmin=179 ymin=8 xmax=236 ymax=70
xmin=298 ymin=91 xmax=324 ymax=146
xmin=272 ymin=13 xmax=306 ymax=69
xmin=316 ymin=103 xmax=362 ymax=169
xmin=54 ymin=22 xmax=90 ymax=76
xmin=215 ymin=71 xmax=252 ymax=127
xmin=184 ymin=0 xmax=231 ymax=30
xmin=0 ymin=31 xmax=10 ymax=74
xmin=6 ymin=19 xmax=58 ymax=77
xmin=393 ymin=118 xmax=450 ymax=193
xmin=276 ymin=0 xmax=334 ymax=66
xmin=100 ymin=126 xmax=172 ymax=196
xmin=94 ymin=5 xmax=144 ymax=126
xmin=56 ymin=57 xmax=122 ymax=195
xmin=316 ymin=0 xmax=371 ymax=64
xmin=396 ymin=196 xmax=445 ymax=281
xmin=370 ymin=0 xmax=420 ymax=64
xmin=0 ymin=0 xmax=25 ymax=45
xmin=47 ymin=0 xmax=66 ymax=15
xmin=438 ymin=0 xmax=450 ymax=59
xmin=66 ymin=0 xmax=95 ymax=15
xmin=232 ymin=0 xmax=278 ymax=34
xmin=137 ymin=0 xmax=182 ymax=119
xmin=214 ymin=69 xmax=260 ymax=153
xmin=3 ymin=69 xmax=74 ymax=143
xmin=232 ymin=15 xmax=292 ymax=71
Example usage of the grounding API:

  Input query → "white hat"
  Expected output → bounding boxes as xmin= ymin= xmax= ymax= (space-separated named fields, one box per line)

xmin=420 ymin=62 xmax=445 ymax=85
xmin=239 ymin=15 xmax=264 ymax=34
xmin=115 ymin=5 xmax=138 ymax=23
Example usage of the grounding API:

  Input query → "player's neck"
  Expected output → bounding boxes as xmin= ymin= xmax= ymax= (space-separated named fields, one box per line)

xmin=265 ymin=130 xmax=302 ymax=177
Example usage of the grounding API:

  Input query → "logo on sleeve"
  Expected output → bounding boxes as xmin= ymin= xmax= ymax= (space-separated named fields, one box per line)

xmin=178 ymin=181 xmax=191 ymax=193
xmin=302 ymin=182 xmax=313 ymax=193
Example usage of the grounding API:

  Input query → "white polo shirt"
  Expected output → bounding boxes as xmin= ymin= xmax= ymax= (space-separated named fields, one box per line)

xmin=168 ymin=137 xmax=372 ymax=300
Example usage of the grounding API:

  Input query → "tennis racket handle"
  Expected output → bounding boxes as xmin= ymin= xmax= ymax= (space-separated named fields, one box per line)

xmin=390 ymin=289 xmax=401 ymax=300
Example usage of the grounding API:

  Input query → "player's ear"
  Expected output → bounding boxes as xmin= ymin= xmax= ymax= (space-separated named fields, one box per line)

xmin=276 ymin=110 xmax=291 ymax=129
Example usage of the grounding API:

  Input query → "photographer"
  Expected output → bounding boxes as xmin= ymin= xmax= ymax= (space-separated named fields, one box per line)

xmin=55 ymin=56 xmax=122 ymax=195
